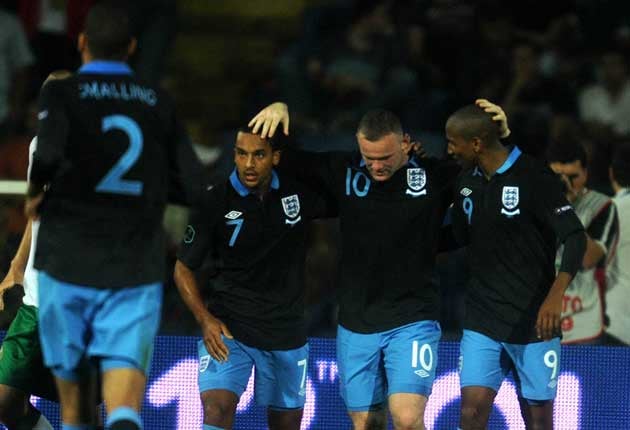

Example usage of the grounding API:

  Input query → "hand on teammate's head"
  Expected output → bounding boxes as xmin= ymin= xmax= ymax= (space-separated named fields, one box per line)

xmin=248 ymin=102 xmax=290 ymax=139
xmin=475 ymin=99 xmax=511 ymax=139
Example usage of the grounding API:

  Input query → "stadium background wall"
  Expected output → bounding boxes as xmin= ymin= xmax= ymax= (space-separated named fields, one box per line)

xmin=1 ymin=335 xmax=628 ymax=430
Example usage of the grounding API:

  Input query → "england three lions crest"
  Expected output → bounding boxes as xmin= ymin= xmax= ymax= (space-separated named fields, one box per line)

xmin=281 ymin=194 xmax=302 ymax=225
xmin=501 ymin=186 xmax=520 ymax=216
xmin=406 ymin=168 xmax=427 ymax=197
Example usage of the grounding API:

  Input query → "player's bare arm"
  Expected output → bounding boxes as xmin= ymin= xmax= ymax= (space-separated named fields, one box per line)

xmin=173 ymin=260 xmax=233 ymax=362
xmin=0 ymin=220 xmax=32 ymax=310
xmin=537 ymin=226 xmax=587 ymax=340
xmin=536 ymin=272 xmax=572 ymax=341
xmin=582 ymin=235 xmax=606 ymax=269
xmin=248 ymin=102 xmax=290 ymax=138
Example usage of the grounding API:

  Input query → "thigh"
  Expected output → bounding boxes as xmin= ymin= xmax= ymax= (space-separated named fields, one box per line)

xmin=256 ymin=343 xmax=309 ymax=409
xmin=336 ymin=325 xmax=386 ymax=411
xmin=91 ymin=283 xmax=163 ymax=374
xmin=37 ymin=272 xmax=94 ymax=377
xmin=506 ymin=337 xmax=560 ymax=401
xmin=459 ymin=330 xmax=509 ymax=392
xmin=382 ymin=320 xmax=441 ymax=398
xmin=0 ymin=305 xmax=57 ymax=400
xmin=198 ymin=338 xmax=253 ymax=399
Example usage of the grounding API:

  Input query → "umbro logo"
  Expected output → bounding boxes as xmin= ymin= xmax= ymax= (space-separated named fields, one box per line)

xmin=460 ymin=187 xmax=472 ymax=196
xmin=224 ymin=211 xmax=242 ymax=220
xmin=414 ymin=369 xmax=430 ymax=378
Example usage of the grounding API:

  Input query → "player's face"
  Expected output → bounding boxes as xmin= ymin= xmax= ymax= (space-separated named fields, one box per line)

xmin=234 ymin=132 xmax=280 ymax=191
xmin=446 ymin=123 xmax=476 ymax=168
xmin=357 ymin=132 xmax=408 ymax=181
xmin=549 ymin=160 xmax=588 ymax=196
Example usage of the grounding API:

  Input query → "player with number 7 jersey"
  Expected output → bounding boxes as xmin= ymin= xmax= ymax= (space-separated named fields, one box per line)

xmin=26 ymin=3 xmax=209 ymax=428
xmin=174 ymin=129 xmax=334 ymax=430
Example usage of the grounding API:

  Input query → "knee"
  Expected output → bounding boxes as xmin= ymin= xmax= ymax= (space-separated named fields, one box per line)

xmin=349 ymin=410 xmax=387 ymax=430
xmin=527 ymin=418 xmax=551 ymax=430
xmin=391 ymin=409 xmax=422 ymax=430
xmin=203 ymin=401 xmax=233 ymax=427
xmin=460 ymin=406 xmax=487 ymax=429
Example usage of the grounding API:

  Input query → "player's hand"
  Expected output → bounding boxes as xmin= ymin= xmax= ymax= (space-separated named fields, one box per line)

xmin=248 ymin=102 xmax=290 ymax=139
xmin=24 ymin=192 xmax=44 ymax=219
xmin=475 ymin=99 xmax=511 ymax=139
xmin=536 ymin=287 xmax=563 ymax=341
xmin=406 ymin=133 xmax=428 ymax=159
xmin=200 ymin=314 xmax=233 ymax=362
xmin=0 ymin=266 xmax=23 ymax=311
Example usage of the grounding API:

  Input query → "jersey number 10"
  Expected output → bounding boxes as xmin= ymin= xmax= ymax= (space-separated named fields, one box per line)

xmin=96 ymin=114 xmax=144 ymax=196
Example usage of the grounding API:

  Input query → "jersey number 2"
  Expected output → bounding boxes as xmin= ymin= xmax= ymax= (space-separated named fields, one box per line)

xmin=96 ymin=114 xmax=144 ymax=196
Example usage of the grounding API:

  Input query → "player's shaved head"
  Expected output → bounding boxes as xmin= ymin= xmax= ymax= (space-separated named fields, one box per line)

xmin=357 ymin=109 xmax=403 ymax=141
xmin=84 ymin=1 xmax=133 ymax=60
xmin=446 ymin=105 xmax=500 ymax=146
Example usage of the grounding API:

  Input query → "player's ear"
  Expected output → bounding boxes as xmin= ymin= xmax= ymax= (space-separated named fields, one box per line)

xmin=400 ymin=133 xmax=411 ymax=153
xmin=78 ymin=33 xmax=87 ymax=54
xmin=272 ymin=149 xmax=282 ymax=166
xmin=472 ymin=137 xmax=482 ymax=153
xmin=127 ymin=37 xmax=138 ymax=58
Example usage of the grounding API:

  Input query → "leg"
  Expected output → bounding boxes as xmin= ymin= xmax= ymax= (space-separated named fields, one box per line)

xmin=348 ymin=407 xmax=387 ymax=430
xmin=388 ymin=393 xmax=427 ymax=430
xmin=337 ymin=325 xmax=387 ymax=429
xmin=507 ymin=338 xmax=560 ymax=430
xmin=0 ymin=304 xmax=56 ymax=428
xmin=90 ymin=283 xmax=164 ymax=429
xmin=382 ymin=321 xmax=441 ymax=430
xmin=37 ymin=274 xmax=96 ymax=428
xmin=197 ymin=338 xmax=252 ymax=430
xmin=460 ymin=386 xmax=496 ymax=430
xmin=54 ymin=376 xmax=85 ymax=426
xmin=458 ymin=330 xmax=510 ymax=430
xmin=267 ymin=408 xmax=303 ymax=430
xmin=200 ymin=389 xmax=238 ymax=429
xmin=518 ymin=398 xmax=554 ymax=430
xmin=256 ymin=344 xmax=309 ymax=430
xmin=102 ymin=368 xmax=146 ymax=429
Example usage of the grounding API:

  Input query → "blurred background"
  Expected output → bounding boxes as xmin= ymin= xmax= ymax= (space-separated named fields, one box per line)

xmin=0 ymin=0 xmax=628 ymax=341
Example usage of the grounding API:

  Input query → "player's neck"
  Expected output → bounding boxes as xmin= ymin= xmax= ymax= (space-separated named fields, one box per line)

xmin=251 ymin=177 xmax=272 ymax=200
xmin=478 ymin=145 xmax=510 ymax=178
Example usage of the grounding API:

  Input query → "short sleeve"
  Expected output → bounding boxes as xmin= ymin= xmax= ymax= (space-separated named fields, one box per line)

xmin=533 ymin=169 xmax=584 ymax=241
xmin=176 ymin=186 xmax=223 ymax=269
